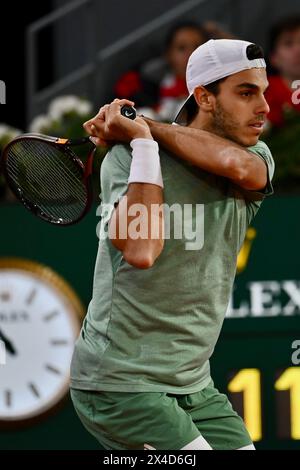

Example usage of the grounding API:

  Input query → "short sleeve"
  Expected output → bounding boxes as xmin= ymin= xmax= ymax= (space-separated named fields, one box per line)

xmin=99 ymin=143 xmax=132 ymax=226
xmin=242 ymin=140 xmax=275 ymax=225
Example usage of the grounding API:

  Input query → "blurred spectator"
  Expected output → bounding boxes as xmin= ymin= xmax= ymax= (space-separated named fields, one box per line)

xmin=115 ymin=21 xmax=207 ymax=121
xmin=266 ymin=16 xmax=300 ymax=127
xmin=114 ymin=21 xmax=235 ymax=122
xmin=151 ymin=21 xmax=208 ymax=121
xmin=114 ymin=21 xmax=234 ymax=121
xmin=157 ymin=21 xmax=236 ymax=121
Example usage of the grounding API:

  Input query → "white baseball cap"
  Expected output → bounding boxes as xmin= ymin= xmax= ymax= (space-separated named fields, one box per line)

xmin=174 ymin=39 xmax=266 ymax=125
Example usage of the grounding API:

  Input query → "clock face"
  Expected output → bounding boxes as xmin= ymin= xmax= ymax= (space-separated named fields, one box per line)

xmin=0 ymin=259 xmax=83 ymax=426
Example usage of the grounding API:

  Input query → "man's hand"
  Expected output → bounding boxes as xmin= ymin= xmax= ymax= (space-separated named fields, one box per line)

xmin=83 ymin=98 xmax=153 ymax=146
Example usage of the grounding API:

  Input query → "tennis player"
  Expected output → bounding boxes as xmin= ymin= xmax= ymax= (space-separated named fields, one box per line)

xmin=70 ymin=39 xmax=275 ymax=450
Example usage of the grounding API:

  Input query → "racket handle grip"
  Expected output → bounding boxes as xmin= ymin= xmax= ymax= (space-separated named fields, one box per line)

xmin=120 ymin=105 xmax=136 ymax=120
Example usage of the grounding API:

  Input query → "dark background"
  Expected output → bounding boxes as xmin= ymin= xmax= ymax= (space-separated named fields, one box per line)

xmin=0 ymin=2 xmax=53 ymax=128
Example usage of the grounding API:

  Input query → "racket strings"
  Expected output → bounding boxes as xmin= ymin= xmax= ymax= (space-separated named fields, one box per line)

xmin=6 ymin=140 xmax=88 ymax=223
xmin=8 ymin=164 xmax=83 ymax=221
xmin=6 ymin=142 xmax=84 ymax=206
xmin=7 ymin=148 xmax=84 ymax=203
xmin=8 ymin=140 xmax=84 ymax=197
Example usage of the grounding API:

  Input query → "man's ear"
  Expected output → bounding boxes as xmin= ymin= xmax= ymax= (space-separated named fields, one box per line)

xmin=193 ymin=86 xmax=215 ymax=111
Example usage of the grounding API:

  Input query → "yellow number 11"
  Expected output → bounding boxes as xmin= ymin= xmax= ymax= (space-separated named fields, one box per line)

xmin=228 ymin=368 xmax=300 ymax=441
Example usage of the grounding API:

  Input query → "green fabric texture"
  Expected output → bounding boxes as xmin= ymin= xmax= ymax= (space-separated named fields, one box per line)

xmin=70 ymin=140 xmax=274 ymax=394
xmin=70 ymin=380 xmax=252 ymax=450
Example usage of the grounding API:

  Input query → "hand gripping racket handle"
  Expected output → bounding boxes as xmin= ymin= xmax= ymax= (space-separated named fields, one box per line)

xmin=67 ymin=105 xmax=137 ymax=145
xmin=84 ymin=104 xmax=136 ymax=197
xmin=120 ymin=105 xmax=136 ymax=120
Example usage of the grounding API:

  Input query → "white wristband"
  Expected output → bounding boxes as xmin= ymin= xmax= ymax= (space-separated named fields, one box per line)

xmin=128 ymin=138 xmax=164 ymax=188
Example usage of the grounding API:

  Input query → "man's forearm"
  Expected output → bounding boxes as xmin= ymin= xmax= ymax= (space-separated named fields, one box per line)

xmin=109 ymin=182 xmax=164 ymax=269
xmin=144 ymin=119 xmax=267 ymax=190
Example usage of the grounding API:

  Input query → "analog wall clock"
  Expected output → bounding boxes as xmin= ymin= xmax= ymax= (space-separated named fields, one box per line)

xmin=0 ymin=258 xmax=84 ymax=428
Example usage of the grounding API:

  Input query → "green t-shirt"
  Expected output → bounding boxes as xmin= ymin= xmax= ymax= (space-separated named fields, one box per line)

xmin=70 ymin=140 xmax=274 ymax=394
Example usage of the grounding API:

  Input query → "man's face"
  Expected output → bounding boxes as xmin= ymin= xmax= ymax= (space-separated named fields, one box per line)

xmin=167 ymin=28 xmax=206 ymax=79
xmin=271 ymin=28 xmax=300 ymax=80
xmin=209 ymin=69 xmax=269 ymax=147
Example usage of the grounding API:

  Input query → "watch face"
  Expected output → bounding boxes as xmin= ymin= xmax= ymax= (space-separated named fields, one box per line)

xmin=0 ymin=258 xmax=84 ymax=426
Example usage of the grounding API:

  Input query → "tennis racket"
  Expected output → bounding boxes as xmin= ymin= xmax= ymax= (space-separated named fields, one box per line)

xmin=1 ymin=105 xmax=136 ymax=226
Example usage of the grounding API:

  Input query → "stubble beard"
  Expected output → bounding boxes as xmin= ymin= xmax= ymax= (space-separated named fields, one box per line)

xmin=210 ymin=100 xmax=248 ymax=147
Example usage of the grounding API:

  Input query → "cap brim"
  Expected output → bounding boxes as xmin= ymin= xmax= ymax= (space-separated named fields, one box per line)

xmin=174 ymin=93 xmax=196 ymax=125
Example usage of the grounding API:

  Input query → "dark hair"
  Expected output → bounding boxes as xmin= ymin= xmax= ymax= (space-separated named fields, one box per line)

xmin=269 ymin=16 xmax=300 ymax=52
xmin=204 ymin=77 xmax=227 ymax=96
xmin=184 ymin=78 xmax=225 ymax=124
xmin=186 ymin=42 xmax=265 ymax=123
xmin=165 ymin=21 xmax=208 ymax=50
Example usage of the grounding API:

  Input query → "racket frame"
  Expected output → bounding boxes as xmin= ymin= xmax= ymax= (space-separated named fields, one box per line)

xmin=0 ymin=105 xmax=136 ymax=225
xmin=1 ymin=133 xmax=96 ymax=225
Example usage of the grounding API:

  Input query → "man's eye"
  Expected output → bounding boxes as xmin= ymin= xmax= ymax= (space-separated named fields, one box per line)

xmin=241 ymin=92 xmax=252 ymax=97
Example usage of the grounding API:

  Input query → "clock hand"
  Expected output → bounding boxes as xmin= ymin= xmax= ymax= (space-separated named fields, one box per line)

xmin=0 ymin=328 xmax=17 ymax=356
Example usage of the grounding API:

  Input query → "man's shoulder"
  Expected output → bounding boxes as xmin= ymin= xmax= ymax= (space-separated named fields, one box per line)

xmin=247 ymin=139 xmax=272 ymax=157
xmin=247 ymin=140 xmax=274 ymax=174
xmin=243 ymin=140 xmax=275 ymax=201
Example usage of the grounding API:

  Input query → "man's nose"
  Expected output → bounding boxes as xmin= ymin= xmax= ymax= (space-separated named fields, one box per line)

xmin=256 ymin=95 xmax=270 ymax=115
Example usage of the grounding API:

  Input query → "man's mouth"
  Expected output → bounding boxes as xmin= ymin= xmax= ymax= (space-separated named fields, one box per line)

xmin=248 ymin=121 xmax=265 ymax=131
